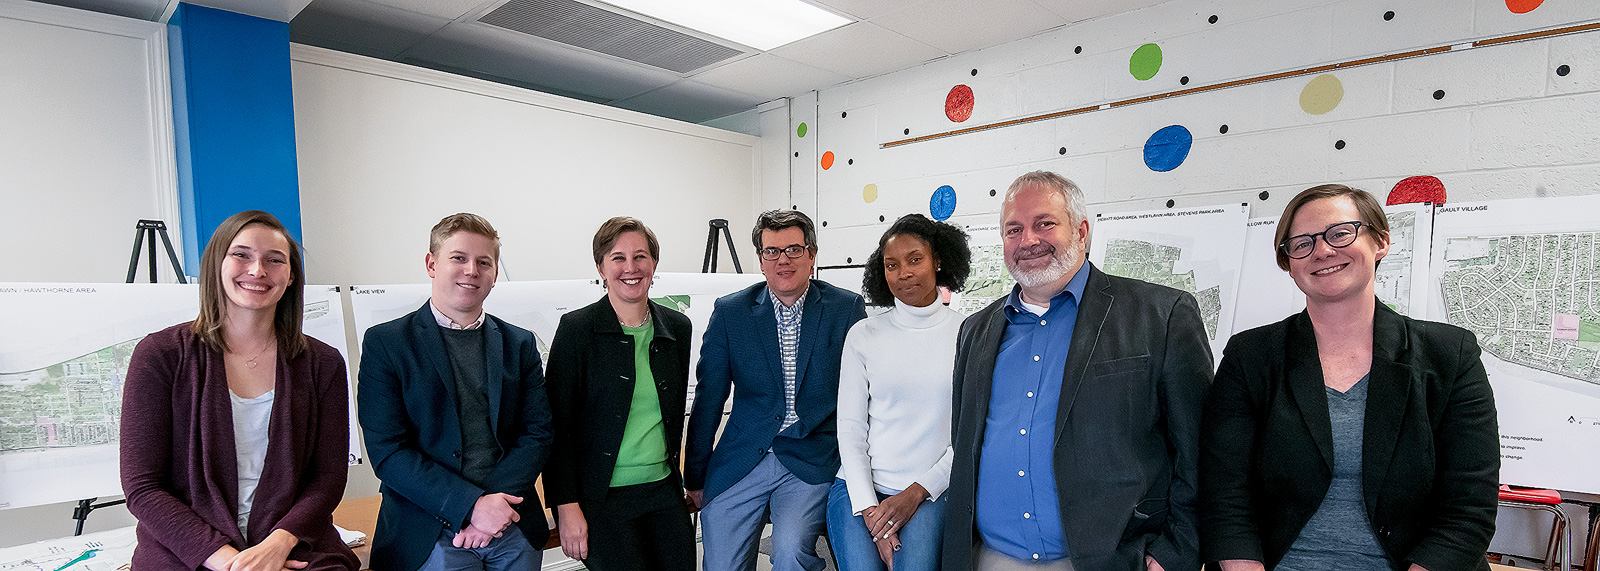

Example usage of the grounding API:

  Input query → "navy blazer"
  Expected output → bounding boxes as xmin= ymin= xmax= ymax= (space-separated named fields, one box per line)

xmin=684 ymin=279 xmax=867 ymax=501
xmin=943 ymin=265 xmax=1214 ymax=571
xmin=1200 ymin=302 xmax=1498 ymax=571
xmin=357 ymin=303 xmax=553 ymax=571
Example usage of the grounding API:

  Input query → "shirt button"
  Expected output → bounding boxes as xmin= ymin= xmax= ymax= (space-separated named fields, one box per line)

xmin=1018 ymin=470 xmax=1025 ymax=476
xmin=1033 ymin=554 xmax=1041 ymax=560
xmin=1020 ymin=429 xmax=1027 ymax=435
xmin=1040 ymin=319 xmax=1047 ymax=325
xmin=1033 ymin=355 xmax=1040 ymax=361
xmin=1027 ymin=391 xmax=1034 ymax=397
xmin=1024 ymin=512 xmax=1031 ymax=519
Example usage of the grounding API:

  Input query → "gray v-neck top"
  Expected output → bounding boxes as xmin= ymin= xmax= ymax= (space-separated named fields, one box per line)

xmin=1276 ymin=374 xmax=1394 ymax=571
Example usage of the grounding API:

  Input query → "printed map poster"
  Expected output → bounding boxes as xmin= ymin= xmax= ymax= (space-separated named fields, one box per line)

xmin=1231 ymin=203 xmax=1434 ymax=337
xmin=950 ymin=223 xmax=1015 ymax=315
xmin=1089 ymin=204 xmax=1249 ymax=362
xmin=0 ymin=284 xmax=359 ymax=511
xmin=1425 ymin=196 xmax=1600 ymax=493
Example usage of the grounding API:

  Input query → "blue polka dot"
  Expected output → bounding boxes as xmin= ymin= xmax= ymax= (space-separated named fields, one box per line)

xmin=930 ymin=185 xmax=957 ymax=221
xmin=1143 ymin=125 xmax=1193 ymax=172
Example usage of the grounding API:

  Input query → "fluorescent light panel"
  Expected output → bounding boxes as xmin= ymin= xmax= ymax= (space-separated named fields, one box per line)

xmin=598 ymin=0 xmax=852 ymax=51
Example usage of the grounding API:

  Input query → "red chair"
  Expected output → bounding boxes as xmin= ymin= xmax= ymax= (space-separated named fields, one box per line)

xmin=1499 ymin=485 xmax=1572 ymax=570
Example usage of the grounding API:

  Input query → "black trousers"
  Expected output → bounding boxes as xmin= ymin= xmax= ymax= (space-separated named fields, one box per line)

xmin=579 ymin=476 xmax=696 ymax=571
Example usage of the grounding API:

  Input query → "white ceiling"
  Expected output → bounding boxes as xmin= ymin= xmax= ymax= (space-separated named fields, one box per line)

xmin=30 ymin=0 xmax=1168 ymax=124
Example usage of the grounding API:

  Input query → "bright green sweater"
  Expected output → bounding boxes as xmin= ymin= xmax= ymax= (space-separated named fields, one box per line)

xmin=612 ymin=320 xmax=671 ymax=487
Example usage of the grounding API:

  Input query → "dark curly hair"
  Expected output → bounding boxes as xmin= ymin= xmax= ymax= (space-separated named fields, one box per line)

xmin=862 ymin=214 xmax=971 ymax=307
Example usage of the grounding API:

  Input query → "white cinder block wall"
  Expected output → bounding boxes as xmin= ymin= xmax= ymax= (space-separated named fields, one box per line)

xmin=756 ymin=0 xmax=1600 ymax=563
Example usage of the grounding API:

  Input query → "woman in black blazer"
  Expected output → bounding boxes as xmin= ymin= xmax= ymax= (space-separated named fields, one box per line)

xmin=1200 ymin=185 xmax=1498 ymax=571
xmin=544 ymin=216 xmax=696 ymax=571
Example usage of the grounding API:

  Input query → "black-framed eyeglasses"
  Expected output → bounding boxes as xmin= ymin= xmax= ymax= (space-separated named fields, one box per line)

xmin=1279 ymin=221 xmax=1364 ymax=259
xmin=760 ymin=244 xmax=809 ymax=261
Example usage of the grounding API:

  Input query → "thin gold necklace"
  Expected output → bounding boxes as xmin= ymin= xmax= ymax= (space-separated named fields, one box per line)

xmin=235 ymin=339 xmax=275 ymax=369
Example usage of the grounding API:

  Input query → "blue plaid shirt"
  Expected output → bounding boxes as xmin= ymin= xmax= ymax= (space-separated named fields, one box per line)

xmin=769 ymin=288 xmax=805 ymax=432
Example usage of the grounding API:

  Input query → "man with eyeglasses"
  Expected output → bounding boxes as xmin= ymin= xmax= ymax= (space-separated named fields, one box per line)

xmin=686 ymin=209 xmax=868 ymax=571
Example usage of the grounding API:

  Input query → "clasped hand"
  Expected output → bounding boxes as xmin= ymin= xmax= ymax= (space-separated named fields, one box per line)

xmin=454 ymin=493 xmax=523 ymax=549
xmin=860 ymin=483 xmax=927 ymax=543
xmin=205 ymin=529 xmax=305 ymax=571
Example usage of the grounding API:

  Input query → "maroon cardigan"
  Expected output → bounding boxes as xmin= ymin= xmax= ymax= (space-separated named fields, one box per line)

xmin=120 ymin=323 xmax=357 ymax=570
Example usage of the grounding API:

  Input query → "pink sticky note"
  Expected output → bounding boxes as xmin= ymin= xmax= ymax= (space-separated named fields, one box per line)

xmin=1553 ymin=313 xmax=1580 ymax=340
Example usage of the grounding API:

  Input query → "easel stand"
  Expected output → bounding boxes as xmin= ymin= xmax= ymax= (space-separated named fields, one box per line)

xmin=701 ymin=218 xmax=744 ymax=273
xmin=71 ymin=221 xmax=190 ymax=535
xmin=73 ymin=497 xmax=125 ymax=536
xmin=126 ymin=219 xmax=187 ymax=284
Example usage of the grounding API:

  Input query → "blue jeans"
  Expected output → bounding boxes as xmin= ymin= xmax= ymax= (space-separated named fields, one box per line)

xmin=415 ymin=524 xmax=542 ymax=571
xmin=700 ymin=452 xmax=831 ymax=571
xmin=825 ymin=478 xmax=945 ymax=571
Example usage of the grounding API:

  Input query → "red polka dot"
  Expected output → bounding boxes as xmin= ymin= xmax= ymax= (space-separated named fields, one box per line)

xmin=1506 ymin=0 xmax=1543 ymax=14
xmin=946 ymin=85 xmax=974 ymax=123
xmin=1388 ymin=176 xmax=1447 ymax=205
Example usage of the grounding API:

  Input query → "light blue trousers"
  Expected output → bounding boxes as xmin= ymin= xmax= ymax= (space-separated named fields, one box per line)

xmin=699 ymin=452 xmax=831 ymax=571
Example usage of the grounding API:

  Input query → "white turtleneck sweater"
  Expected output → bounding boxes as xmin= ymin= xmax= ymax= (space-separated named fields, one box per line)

xmin=836 ymin=298 xmax=962 ymax=515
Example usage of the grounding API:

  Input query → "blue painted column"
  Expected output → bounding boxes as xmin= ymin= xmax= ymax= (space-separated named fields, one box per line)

xmin=168 ymin=3 xmax=301 ymax=274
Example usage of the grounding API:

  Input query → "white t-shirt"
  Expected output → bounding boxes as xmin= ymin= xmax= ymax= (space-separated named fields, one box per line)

xmin=231 ymin=389 xmax=274 ymax=541
xmin=836 ymin=298 xmax=962 ymax=515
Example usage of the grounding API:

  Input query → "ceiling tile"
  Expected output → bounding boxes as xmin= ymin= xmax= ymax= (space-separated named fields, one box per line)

xmin=690 ymin=54 xmax=852 ymax=101
xmin=1030 ymin=0 xmax=1170 ymax=23
xmin=609 ymin=80 xmax=769 ymax=123
xmin=808 ymin=0 xmax=925 ymax=20
xmin=870 ymin=0 xmax=1066 ymax=54
xmin=770 ymin=21 xmax=946 ymax=79
xmin=402 ymin=23 xmax=683 ymax=102
xmin=291 ymin=0 xmax=451 ymax=58
xmin=26 ymin=0 xmax=166 ymax=21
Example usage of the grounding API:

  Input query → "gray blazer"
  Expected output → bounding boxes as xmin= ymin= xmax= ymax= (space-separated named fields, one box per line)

xmin=942 ymin=264 xmax=1214 ymax=571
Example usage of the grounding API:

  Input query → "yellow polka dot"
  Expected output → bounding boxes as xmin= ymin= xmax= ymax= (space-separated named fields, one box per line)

xmin=1299 ymin=74 xmax=1344 ymax=115
xmin=863 ymin=184 xmax=879 ymax=203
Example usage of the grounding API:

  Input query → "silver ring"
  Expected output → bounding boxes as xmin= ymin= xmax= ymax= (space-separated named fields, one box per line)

xmin=888 ymin=520 xmax=896 ymax=526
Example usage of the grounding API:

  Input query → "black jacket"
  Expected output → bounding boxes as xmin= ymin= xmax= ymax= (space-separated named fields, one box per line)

xmin=543 ymin=296 xmax=694 ymax=506
xmin=1199 ymin=302 xmax=1499 ymax=571
xmin=943 ymin=265 xmax=1214 ymax=571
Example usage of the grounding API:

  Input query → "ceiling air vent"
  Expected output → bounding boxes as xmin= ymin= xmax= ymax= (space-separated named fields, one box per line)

xmin=480 ymin=0 xmax=745 ymax=74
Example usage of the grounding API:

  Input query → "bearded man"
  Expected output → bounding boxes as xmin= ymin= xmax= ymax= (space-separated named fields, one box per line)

xmin=940 ymin=171 xmax=1214 ymax=571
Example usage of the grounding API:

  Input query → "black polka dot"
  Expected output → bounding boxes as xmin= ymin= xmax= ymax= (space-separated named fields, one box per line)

xmin=847 ymin=159 xmax=854 ymax=165
xmin=1074 ymin=45 xmax=1083 ymax=54
xmin=1432 ymin=89 xmax=1445 ymax=100
xmin=794 ymin=152 xmax=799 ymax=157
xmin=878 ymin=215 xmax=885 ymax=222
xmin=1383 ymin=10 xmax=1395 ymax=20
xmin=1557 ymin=64 xmax=1571 ymax=76
xmin=903 ymin=128 xmax=910 ymax=135
xmin=1334 ymin=140 xmax=1346 ymax=150
xmin=989 ymin=189 xmax=997 ymax=197
xmin=846 ymin=257 xmax=852 ymax=263
xmin=841 ymin=111 xmax=848 ymax=118
xmin=822 ymin=221 xmax=828 ymax=227
xmin=1059 ymin=147 xmax=1067 ymax=155
xmin=1165 ymin=199 xmax=1176 ymax=208
xmin=1180 ymin=76 xmax=1190 ymax=85
xmin=1258 ymin=191 xmax=1270 ymax=201
xmin=1219 ymin=124 xmax=1229 ymax=134
xmin=1208 ymin=14 xmax=1218 ymax=24
xmin=971 ymin=68 xmax=978 ymax=76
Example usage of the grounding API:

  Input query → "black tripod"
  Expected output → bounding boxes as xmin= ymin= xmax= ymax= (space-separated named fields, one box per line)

xmin=125 ymin=219 xmax=187 ymax=284
xmin=701 ymin=218 xmax=744 ymax=273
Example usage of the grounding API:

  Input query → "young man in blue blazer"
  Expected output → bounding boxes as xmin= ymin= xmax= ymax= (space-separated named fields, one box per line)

xmin=358 ymin=213 xmax=552 ymax=571
xmin=686 ymin=210 xmax=868 ymax=571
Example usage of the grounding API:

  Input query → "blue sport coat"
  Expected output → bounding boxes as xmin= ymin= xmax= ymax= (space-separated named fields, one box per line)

xmin=357 ymin=303 xmax=553 ymax=571
xmin=684 ymin=279 xmax=867 ymax=501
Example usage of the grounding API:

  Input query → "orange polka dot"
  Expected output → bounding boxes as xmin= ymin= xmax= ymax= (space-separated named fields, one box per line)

xmin=821 ymin=151 xmax=835 ymax=170
xmin=1506 ymin=0 xmax=1543 ymax=13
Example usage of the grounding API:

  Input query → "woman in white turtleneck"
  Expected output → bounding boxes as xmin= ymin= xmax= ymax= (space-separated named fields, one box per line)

xmin=827 ymin=214 xmax=971 ymax=571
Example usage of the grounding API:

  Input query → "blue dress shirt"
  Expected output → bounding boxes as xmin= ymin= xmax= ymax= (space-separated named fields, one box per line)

xmin=975 ymin=263 xmax=1091 ymax=563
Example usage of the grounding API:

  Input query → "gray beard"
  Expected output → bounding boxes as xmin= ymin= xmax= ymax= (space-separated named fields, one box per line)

xmin=1008 ymin=244 xmax=1081 ymax=289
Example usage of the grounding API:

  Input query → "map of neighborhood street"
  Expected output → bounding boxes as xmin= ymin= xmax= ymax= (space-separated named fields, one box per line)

xmin=957 ymin=243 xmax=1016 ymax=315
xmin=1377 ymin=211 xmax=1418 ymax=316
xmin=1102 ymin=239 xmax=1223 ymax=339
xmin=0 ymin=340 xmax=134 ymax=454
xmin=1440 ymin=232 xmax=1600 ymax=384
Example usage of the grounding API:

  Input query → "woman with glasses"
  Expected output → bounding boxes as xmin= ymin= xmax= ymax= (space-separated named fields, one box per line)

xmin=1199 ymin=185 xmax=1498 ymax=571
xmin=544 ymin=216 xmax=696 ymax=571
xmin=827 ymin=214 xmax=970 ymax=571
xmin=120 ymin=211 xmax=357 ymax=571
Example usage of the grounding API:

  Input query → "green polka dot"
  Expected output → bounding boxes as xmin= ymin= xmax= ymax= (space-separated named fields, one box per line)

xmin=797 ymin=122 xmax=808 ymax=138
xmin=1130 ymin=44 xmax=1163 ymax=81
